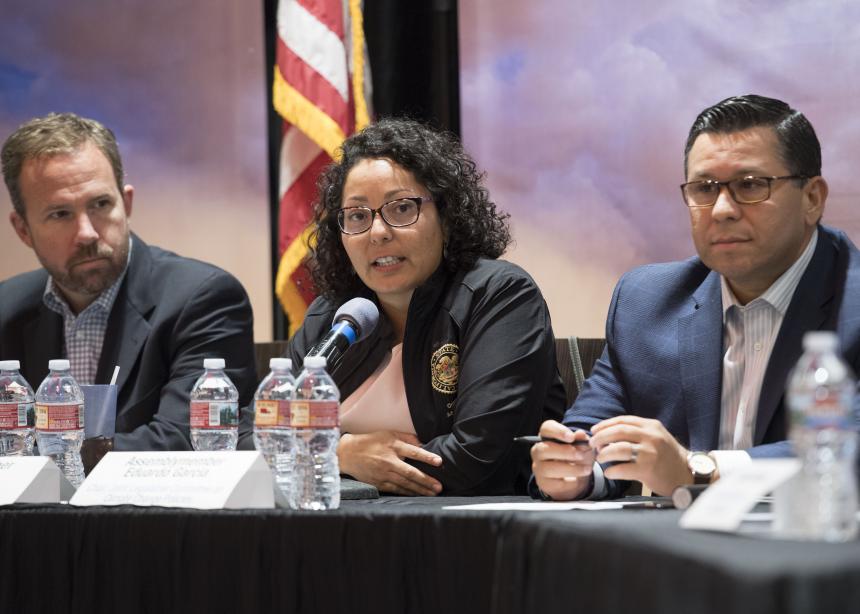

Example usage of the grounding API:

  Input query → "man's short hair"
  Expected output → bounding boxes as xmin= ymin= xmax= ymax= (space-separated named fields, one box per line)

xmin=683 ymin=94 xmax=821 ymax=179
xmin=1 ymin=112 xmax=125 ymax=218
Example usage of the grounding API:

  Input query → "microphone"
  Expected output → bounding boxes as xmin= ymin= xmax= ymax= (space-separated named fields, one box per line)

xmin=305 ymin=297 xmax=379 ymax=370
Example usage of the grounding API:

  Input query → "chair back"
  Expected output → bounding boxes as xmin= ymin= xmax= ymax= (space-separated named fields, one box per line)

xmin=254 ymin=341 xmax=290 ymax=382
xmin=554 ymin=337 xmax=606 ymax=407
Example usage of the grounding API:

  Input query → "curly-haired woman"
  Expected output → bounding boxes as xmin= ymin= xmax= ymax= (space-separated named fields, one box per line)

xmin=286 ymin=118 xmax=565 ymax=496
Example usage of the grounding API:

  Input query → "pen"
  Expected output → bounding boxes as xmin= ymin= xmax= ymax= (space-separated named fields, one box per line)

xmin=513 ymin=435 xmax=592 ymax=449
xmin=620 ymin=498 xmax=674 ymax=509
xmin=671 ymin=484 xmax=709 ymax=510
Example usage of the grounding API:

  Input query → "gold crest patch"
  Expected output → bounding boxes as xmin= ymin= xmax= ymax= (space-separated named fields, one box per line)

xmin=430 ymin=343 xmax=459 ymax=394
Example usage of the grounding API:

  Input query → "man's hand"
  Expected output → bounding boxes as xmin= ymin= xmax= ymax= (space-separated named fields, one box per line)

xmin=530 ymin=420 xmax=595 ymax=501
xmin=338 ymin=431 xmax=443 ymax=496
xmin=81 ymin=437 xmax=114 ymax=474
xmin=590 ymin=416 xmax=692 ymax=495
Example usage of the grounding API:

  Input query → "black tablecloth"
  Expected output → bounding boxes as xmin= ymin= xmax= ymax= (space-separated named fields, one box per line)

xmin=1 ymin=497 xmax=858 ymax=614
xmin=491 ymin=506 xmax=860 ymax=614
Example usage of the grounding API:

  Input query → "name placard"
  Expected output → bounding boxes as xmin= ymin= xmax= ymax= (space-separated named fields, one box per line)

xmin=69 ymin=451 xmax=274 ymax=510
xmin=0 ymin=456 xmax=75 ymax=504
xmin=680 ymin=458 xmax=800 ymax=532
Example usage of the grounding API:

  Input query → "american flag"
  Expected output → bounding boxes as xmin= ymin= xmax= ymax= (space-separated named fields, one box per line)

xmin=273 ymin=0 xmax=371 ymax=336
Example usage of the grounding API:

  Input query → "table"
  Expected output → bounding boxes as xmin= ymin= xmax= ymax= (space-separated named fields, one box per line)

xmin=1 ymin=497 xmax=858 ymax=614
xmin=491 ymin=504 xmax=860 ymax=614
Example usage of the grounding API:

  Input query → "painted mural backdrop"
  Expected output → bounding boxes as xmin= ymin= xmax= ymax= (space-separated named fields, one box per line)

xmin=3 ymin=2 xmax=859 ymax=341
xmin=0 ymin=1 xmax=271 ymax=340
xmin=460 ymin=1 xmax=860 ymax=336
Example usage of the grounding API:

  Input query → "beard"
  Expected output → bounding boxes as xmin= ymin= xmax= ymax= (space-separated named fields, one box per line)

xmin=45 ymin=237 xmax=130 ymax=299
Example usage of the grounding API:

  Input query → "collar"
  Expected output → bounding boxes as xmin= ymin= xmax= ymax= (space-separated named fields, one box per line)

xmin=721 ymin=228 xmax=818 ymax=318
xmin=407 ymin=263 xmax=451 ymax=317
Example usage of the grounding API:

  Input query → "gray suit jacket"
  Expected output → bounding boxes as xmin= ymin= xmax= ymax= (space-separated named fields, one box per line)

xmin=0 ymin=234 xmax=257 ymax=450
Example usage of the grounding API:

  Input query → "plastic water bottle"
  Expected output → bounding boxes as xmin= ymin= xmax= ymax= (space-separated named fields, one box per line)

xmin=781 ymin=331 xmax=858 ymax=541
xmin=35 ymin=359 xmax=85 ymax=487
xmin=0 ymin=361 xmax=35 ymax=456
xmin=189 ymin=358 xmax=239 ymax=451
xmin=253 ymin=357 xmax=295 ymax=499
xmin=291 ymin=355 xmax=340 ymax=510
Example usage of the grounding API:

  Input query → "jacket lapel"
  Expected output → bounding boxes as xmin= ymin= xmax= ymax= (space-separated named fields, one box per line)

xmin=22 ymin=303 xmax=63 ymax=385
xmin=678 ymin=270 xmax=723 ymax=451
xmin=754 ymin=232 xmax=835 ymax=443
xmin=96 ymin=235 xmax=154 ymax=394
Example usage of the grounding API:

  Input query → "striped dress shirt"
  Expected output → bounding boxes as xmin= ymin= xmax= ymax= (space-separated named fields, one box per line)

xmin=718 ymin=229 xmax=818 ymax=451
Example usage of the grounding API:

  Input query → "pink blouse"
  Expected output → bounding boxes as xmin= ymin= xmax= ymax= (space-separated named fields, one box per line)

xmin=339 ymin=343 xmax=416 ymax=434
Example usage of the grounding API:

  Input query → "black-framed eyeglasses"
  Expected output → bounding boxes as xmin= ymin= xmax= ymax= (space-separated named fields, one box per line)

xmin=680 ymin=175 xmax=808 ymax=208
xmin=337 ymin=196 xmax=432 ymax=234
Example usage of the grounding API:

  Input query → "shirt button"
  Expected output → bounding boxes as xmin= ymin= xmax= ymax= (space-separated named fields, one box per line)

xmin=754 ymin=342 xmax=762 ymax=351
xmin=76 ymin=330 xmax=85 ymax=339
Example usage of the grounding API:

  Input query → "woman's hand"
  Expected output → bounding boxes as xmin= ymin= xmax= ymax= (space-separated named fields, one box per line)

xmin=338 ymin=431 xmax=443 ymax=496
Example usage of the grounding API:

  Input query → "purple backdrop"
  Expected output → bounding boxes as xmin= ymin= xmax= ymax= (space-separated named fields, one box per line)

xmin=0 ymin=0 xmax=271 ymax=340
xmin=460 ymin=1 xmax=860 ymax=335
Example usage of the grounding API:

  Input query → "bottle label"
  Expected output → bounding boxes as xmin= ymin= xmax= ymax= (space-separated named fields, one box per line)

xmin=254 ymin=399 xmax=290 ymax=428
xmin=0 ymin=402 xmax=34 ymax=429
xmin=801 ymin=397 xmax=853 ymax=429
xmin=190 ymin=401 xmax=239 ymax=429
xmin=290 ymin=401 xmax=339 ymax=429
xmin=35 ymin=403 xmax=84 ymax=431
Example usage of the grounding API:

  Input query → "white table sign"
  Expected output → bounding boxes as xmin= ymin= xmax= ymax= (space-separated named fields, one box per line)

xmin=680 ymin=458 xmax=801 ymax=532
xmin=0 ymin=456 xmax=75 ymax=504
xmin=69 ymin=451 xmax=274 ymax=509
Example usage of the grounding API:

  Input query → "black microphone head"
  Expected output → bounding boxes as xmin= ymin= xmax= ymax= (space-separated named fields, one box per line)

xmin=333 ymin=298 xmax=379 ymax=342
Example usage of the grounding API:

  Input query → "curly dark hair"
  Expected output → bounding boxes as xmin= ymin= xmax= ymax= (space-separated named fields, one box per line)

xmin=308 ymin=117 xmax=512 ymax=302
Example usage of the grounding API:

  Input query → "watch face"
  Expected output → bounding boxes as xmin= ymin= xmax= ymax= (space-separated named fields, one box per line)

xmin=689 ymin=453 xmax=716 ymax=475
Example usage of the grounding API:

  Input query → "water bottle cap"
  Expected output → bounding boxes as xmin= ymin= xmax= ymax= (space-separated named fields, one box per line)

xmin=269 ymin=357 xmax=292 ymax=371
xmin=0 ymin=360 xmax=20 ymax=371
xmin=303 ymin=356 xmax=327 ymax=369
xmin=203 ymin=358 xmax=226 ymax=370
xmin=48 ymin=359 xmax=71 ymax=371
xmin=802 ymin=331 xmax=838 ymax=352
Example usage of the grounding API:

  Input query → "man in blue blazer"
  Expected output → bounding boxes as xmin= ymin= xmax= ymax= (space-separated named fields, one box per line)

xmin=0 ymin=113 xmax=257 ymax=468
xmin=532 ymin=95 xmax=860 ymax=499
